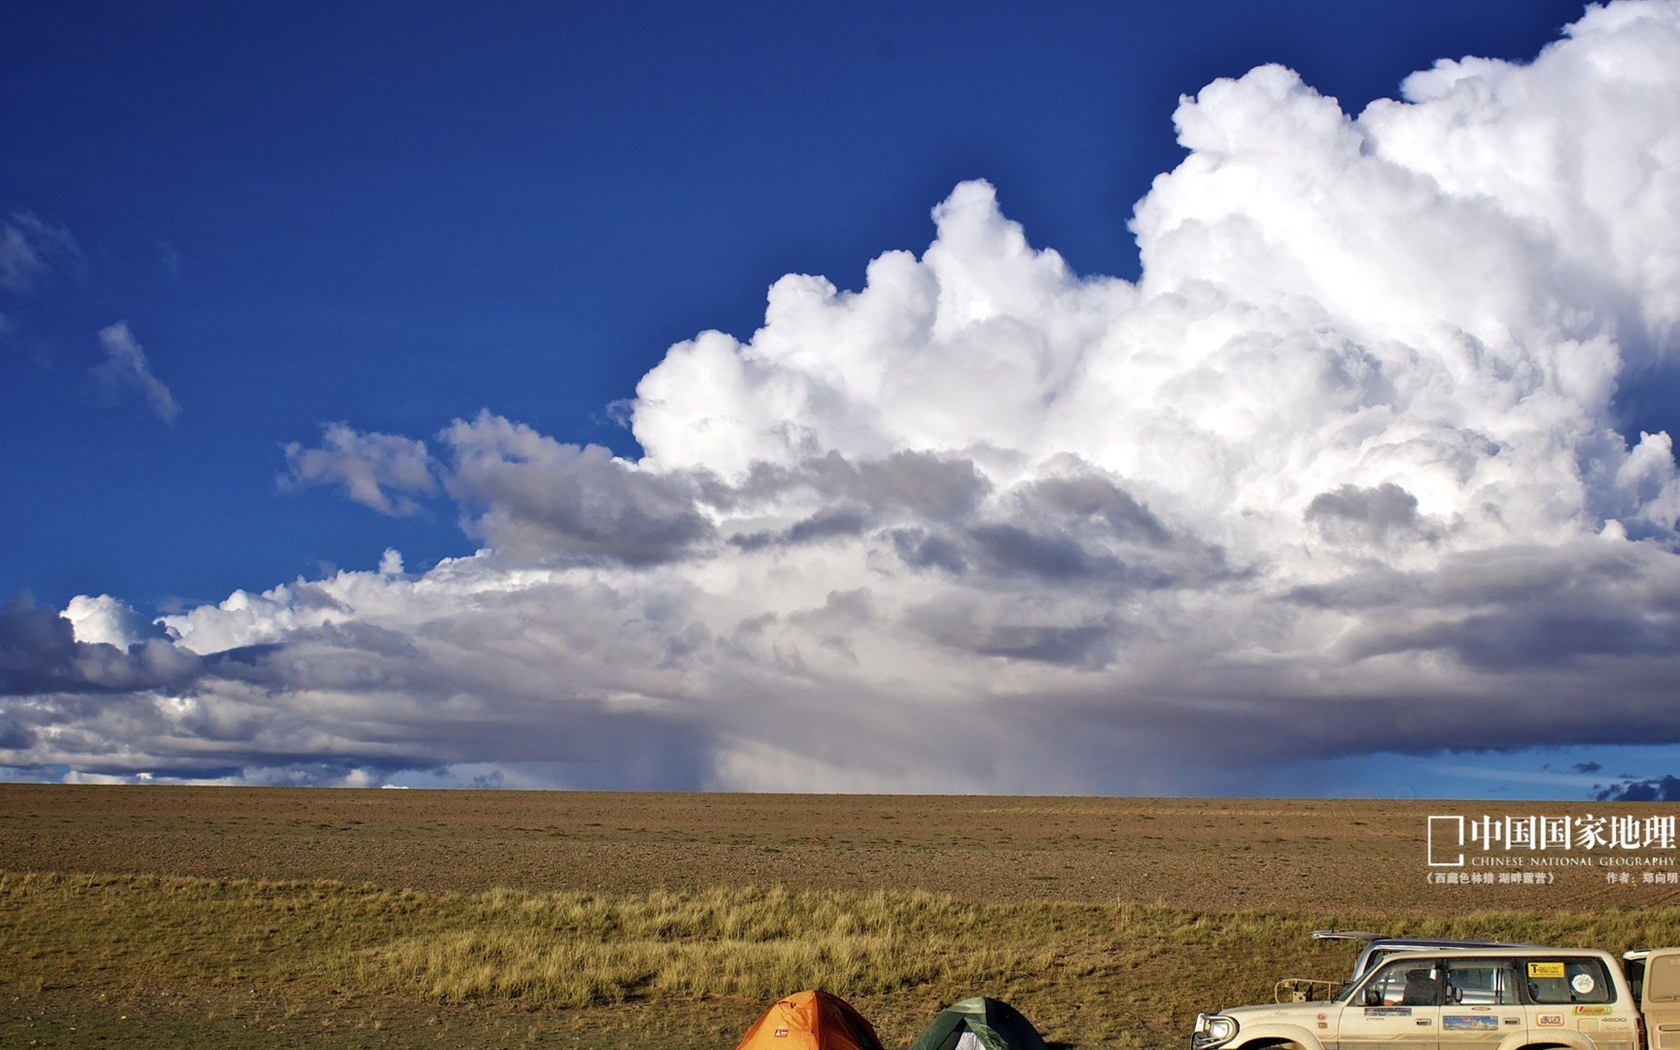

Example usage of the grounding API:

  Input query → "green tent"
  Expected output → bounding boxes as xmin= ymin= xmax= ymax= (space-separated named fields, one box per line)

xmin=906 ymin=996 xmax=1050 ymax=1050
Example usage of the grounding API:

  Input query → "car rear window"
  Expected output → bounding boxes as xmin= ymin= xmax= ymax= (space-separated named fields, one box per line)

xmin=1523 ymin=958 xmax=1613 ymax=1004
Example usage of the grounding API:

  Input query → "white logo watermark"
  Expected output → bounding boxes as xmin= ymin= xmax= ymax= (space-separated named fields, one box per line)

xmin=1427 ymin=813 xmax=1678 ymax=869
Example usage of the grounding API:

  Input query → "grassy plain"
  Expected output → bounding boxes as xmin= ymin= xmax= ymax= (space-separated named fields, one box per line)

xmin=3 ymin=786 xmax=1679 ymax=1048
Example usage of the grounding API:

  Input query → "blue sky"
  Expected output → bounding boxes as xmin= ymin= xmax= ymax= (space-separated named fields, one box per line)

xmin=5 ymin=0 xmax=1680 ymax=800
xmin=2 ymin=0 xmax=1589 ymax=608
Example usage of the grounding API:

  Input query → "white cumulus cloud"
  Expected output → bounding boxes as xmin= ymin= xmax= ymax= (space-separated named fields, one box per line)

xmin=6 ymin=0 xmax=1680 ymax=793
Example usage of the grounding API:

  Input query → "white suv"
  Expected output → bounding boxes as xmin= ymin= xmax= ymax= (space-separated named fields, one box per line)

xmin=1193 ymin=946 xmax=1640 ymax=1050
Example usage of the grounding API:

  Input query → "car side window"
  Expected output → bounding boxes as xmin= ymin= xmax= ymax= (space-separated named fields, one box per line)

xmin=1522 ymin=959 xmax=1613 ymax=1004
xmin=1444 ymin=960 xmax=1516 ymax=1005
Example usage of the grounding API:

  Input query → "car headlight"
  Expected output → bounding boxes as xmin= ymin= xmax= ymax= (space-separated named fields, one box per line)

xmin=1194 ymin=1013 xmax=1238 ymax=1049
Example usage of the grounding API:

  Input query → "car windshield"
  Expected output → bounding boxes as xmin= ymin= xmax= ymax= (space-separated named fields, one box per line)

xmin=1333 ymin=959 xmax=1380 ymax=1003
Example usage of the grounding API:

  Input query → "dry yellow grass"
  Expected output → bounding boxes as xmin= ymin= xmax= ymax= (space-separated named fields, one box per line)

xmin=4 ymin=786 xmax=1679 ymax=1047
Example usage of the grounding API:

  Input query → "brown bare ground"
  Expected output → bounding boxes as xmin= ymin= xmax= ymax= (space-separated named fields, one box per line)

xmin=3 ymin=785 xmax=1675 ymax=913
xmin=6 ymin=785 xmax=1680 ymax=1048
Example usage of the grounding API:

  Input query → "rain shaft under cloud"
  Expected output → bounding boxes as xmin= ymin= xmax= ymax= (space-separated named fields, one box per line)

xmin=5 ymin=1 xmax=1680 ymax=794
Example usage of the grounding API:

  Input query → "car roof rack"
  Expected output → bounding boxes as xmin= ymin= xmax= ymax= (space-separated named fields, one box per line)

xmin=1312 ymin=930 xmax=1381 ymax=942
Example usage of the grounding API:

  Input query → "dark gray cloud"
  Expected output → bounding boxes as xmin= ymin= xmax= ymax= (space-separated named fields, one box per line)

xmin=974 ymin=464 xmax=1239 ymax=590
xmin=890 ymin=528 xmax=970 ymax=575
xmin=729 ymin=450 xmax=989 ymax=521
xmin=1306 ymin=481 xmax=1432 ymax=546
xmin=870 ymin=463 xmax=1223 ymax=590
xmin=443 ymin=413 xmax=714 ymax=565
xmin=733 ymin=505 xmax=872 ymax=551
xmin=0 ymin=595 xmax=200 ymax=695
xmin=787 ymin=506 xmax=871 ymax=543
xmin=0 ymin=594 xmax=75 ymax=692
xmin=900 ymin=591 xmax=1126 ymax=669
xmin=1597 ymin=775 xmax=1680 ymax=802
xmin=1308 ymin=540 xmax=1680 ymax=671
xmin=941 ymin=620 xmax=1120 ymax=668
xmin=969 ymin=523 xmax=1099 ymax=580
xmin=722 ymin=450 xmax=992 ymax=554
xmin=1026 ymin=472 xmax=1173 ymax=546
xmin=825 ymin=450 xmax=990 ymax=521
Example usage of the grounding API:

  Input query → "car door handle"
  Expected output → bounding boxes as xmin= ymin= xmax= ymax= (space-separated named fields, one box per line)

xmin=1416 ymin=1019 xmax=1433 ymax=1025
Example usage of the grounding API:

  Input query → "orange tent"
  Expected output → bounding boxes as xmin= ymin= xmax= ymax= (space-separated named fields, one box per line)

xmin=734 ymin=989 xmax=884 ymax=1050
